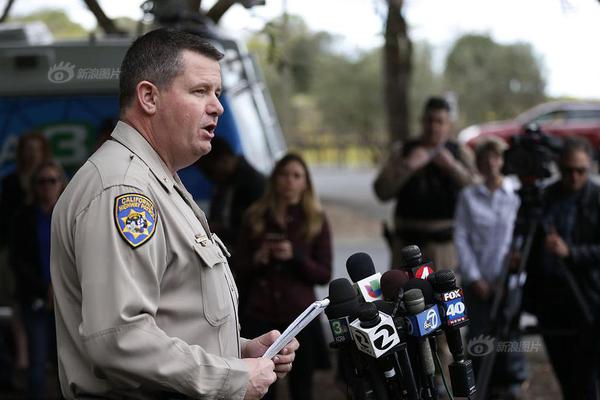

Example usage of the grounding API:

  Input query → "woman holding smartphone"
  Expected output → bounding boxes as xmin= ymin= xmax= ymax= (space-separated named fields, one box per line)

xmin=235 ymin=153 xmax=332 ymax=400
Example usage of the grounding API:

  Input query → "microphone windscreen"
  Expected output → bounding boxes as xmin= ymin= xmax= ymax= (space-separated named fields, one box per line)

xmin=346 ymin=252 xmax=376 ymax=282
xmin=400 ymin=245 xmax=423 ymax=268
xmin=326 ymin=278 xmax=359 ymax=319
xmin=427 ymin=269 xmax=457 ymax=291
xmin=381 ymin=270 xmax=410 ymax=301
xmin=404 ymin=278 xmax=434 ymax=305
xmin=357 ymin=302 xmax=379 ymax=323
xmin=373 ymin=300 xmax=395 ymax=316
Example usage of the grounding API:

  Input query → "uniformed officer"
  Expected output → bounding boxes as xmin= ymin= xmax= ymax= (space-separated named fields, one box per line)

xmin=50 ymin=29 xmax=298 ymax=399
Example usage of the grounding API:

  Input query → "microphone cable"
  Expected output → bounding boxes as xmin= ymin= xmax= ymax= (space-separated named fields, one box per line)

xmin=433 ymin=350 xmax=454 ymax=400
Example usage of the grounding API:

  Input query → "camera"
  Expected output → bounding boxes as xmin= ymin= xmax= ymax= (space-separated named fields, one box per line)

xmin=502 ymin=123 xmax=562 ymax=181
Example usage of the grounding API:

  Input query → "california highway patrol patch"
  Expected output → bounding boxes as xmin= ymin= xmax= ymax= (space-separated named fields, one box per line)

xmin=114 ymin=193 xmax=158 ymax=248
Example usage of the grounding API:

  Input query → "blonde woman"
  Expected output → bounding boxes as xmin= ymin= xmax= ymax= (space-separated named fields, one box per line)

xmin=235 ymin=153 xmax=332 ymax=400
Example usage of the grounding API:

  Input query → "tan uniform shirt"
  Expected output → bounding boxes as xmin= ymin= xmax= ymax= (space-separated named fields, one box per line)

xmin=50 ymin=121 xmax=249 ymax=399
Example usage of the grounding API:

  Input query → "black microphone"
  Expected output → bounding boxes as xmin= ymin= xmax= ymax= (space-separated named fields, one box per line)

xmin=400 ymin=245 xmax=435 ymax=279
xmin=326 ymin=278 xmax=359 ymax=345
xmin=428 ymin=270 xmax=476 ymax=398
xmin=346 ymin=252 xmax=383 ymax=302
xmin=350 ymin=302 xmax=402 ymax=400
xmin=372 ymin=299 xmax=421 ymax=400
xmin=427 ymin=270 xmax=469 ymax=356
xmin=325 ymin=278 xmax=388 ymax=400
xmin=404 ymin=278 xmax=435 ymax=305
xmin=381 ymin=270 xmax=410 ymax=318
xmin=404 ymin=288 xmax=439 ymax=400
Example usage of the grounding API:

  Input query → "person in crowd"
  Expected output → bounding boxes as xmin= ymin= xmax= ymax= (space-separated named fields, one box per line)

xmin=235 ymin=153 xmax=332 ymax=400
xmin=373 ymin=96 xmax=476 ymax=272
xmin=195 ymin=136 xmax=266 ymax=250
xmin=454 ymin=137 xmax=527 ymax=399
xmin=196 ymin=137 xmax=267 ymax=321
xmin=50 ymin=28 xmax=297 ymax=400
xmin=10 ymin=160 xmax=67 ymax=399
xmin=0 ymin=132 xmax=52 ymax=389
xmin=0 ymin=132 xmax=52 ymax=238
xmin=525 ymin=136 xmax=600 ymax=399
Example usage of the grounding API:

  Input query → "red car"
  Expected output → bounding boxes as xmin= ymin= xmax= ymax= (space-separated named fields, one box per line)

xmin=458 ymin=101 xmax=600 ymax=148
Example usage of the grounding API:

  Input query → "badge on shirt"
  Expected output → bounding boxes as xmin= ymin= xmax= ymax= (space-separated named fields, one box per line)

xmin=114 ymin=193 xmax=158 ymax=248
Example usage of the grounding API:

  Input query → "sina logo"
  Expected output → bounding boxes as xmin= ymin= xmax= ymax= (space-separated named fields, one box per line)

xmin=366 ymin=279 xmax=382 ymax=298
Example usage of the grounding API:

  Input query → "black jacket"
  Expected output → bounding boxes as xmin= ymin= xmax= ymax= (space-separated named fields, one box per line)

xmin=209 ymin=157 xmax=266 ymax=248
xmin=525 ymin=180 xmax=600 ymax=324
xmin=395 ymin=140 xmax=465 ymax=220
xmin=9 ymin=205 xmax=49 ymax=308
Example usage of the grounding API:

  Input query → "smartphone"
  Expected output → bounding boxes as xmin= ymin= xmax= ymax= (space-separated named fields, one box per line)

xmin=265 ymin=232 xmax=286 ymax=243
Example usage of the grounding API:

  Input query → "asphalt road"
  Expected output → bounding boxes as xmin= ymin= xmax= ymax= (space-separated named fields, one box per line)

xmin=309 ymin=165 xmax=393 ymax=301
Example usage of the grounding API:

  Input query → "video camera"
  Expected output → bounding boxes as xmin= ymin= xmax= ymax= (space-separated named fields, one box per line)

xmin=502 ymin=123 xmax=563 ymax=182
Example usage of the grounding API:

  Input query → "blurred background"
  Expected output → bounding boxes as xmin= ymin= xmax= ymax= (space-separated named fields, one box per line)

xmin=1 ymin=0 xmax=599 ymax=399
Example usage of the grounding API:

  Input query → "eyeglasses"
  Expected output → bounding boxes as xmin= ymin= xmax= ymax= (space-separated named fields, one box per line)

xmin=560 ymin=166 xmax=589 ymax=176
xmin=35 ymin=177 xmax=60 ymax=185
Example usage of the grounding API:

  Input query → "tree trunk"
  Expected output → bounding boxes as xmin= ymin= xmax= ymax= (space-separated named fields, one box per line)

xmin=383 ymin=0 xmax=412 ymax=144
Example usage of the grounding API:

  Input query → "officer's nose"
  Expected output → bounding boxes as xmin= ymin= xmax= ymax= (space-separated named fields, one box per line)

xmin=208 ymin=95 xmax=224 ymax=117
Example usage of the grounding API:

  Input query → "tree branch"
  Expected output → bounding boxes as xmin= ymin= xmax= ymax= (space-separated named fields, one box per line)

xmin=0 ymin=0 xmax=16 ymax=23
xmin=206 ymin=0 xmax=236 ymax=24
xmin=82 ymin=0 xmax=126 ymax=35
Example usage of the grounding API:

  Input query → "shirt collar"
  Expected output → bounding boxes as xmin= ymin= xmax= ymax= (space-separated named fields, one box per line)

xmin=111 ymin=120 xmax=176 ymax=193
xmin=475 ymin=178 xmax=514 ymax=197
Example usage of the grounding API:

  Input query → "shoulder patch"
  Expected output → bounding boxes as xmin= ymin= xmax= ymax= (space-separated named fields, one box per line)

xmin=114 ymin=193 xmax=158 ymax=248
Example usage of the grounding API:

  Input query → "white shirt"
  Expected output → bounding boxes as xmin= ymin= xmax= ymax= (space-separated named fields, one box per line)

xmin=454 ymin=179 xmax=520 ymax=285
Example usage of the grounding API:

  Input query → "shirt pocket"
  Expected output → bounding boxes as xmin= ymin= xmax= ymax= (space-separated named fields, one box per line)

xmin=193 ymin=242 xmax=232 ymax=327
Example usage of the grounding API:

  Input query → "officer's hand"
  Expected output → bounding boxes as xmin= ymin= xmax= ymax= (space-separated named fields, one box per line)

xmin=405 ymin=146 xmax=431 ymax=171
xmin=242 ymin=330 xmax=299 ymax=379
xmin=242 ymin=357 xmax=276 ymax=399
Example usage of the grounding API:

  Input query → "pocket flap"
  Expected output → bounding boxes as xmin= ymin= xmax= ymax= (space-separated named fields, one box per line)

xmin=193 ymin=242 xmax=225 ymax=269
xmin=212 ymin=233 xmax=231 ymax=258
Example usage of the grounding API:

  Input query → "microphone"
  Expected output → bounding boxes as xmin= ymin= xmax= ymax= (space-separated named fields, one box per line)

xmin=350 ymin=302 xmax=401 ymax=358
xmin=372 ymin=299 xmax=421 ymax=400
xmin=400 ymin=245 xmax=435 ymax=280
xmin=404 ymin=278 xmax=434 ymax=306
xmin=380 ymin=270 xmax=410 ymax=318
xmin=326 ymin=278 xmax=359 ymax=345
xmin=350 ymin=302 xmax=403 ymax=400
xmin=381 ymin=270 xmax=410 ymax=303
xmin=404 ymin=288 xmax=439 ymax=400
xmin=428 ymin=270 xmax=476 ymax=398
xmin=427 ymin=270 xmax=469 ymax=349
xmin=347 ymin=252 xmax=383 ymax=302
xmin=325 ymin=278 xmax=389 ymax=400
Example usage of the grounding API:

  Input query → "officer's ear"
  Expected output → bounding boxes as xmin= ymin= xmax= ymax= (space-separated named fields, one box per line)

xmin=136 ymin=80 xmax=158 ymax=115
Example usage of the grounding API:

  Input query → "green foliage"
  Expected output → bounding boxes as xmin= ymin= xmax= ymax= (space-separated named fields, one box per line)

xmin=249 ymin=14 xmax=446 ymax=149
xmin=249 ymin=14 xmax=389 ymax=147
xmin=9 ymin=9 xmax=88 ymax=39
xmin=444 ymin=34 xmax=546 ymax=128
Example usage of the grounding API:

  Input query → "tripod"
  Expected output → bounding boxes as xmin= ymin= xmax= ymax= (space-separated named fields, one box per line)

xmin=475 ymin=179 xmax=599 ymax=399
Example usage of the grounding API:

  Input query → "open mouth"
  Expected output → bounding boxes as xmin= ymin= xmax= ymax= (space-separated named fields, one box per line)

xmin=202 ymin=123 xmax=217 ymax=135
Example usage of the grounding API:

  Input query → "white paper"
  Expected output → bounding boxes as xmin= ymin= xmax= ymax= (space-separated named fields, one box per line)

xmin=263 ymin=298 xmax=330 ymax=360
